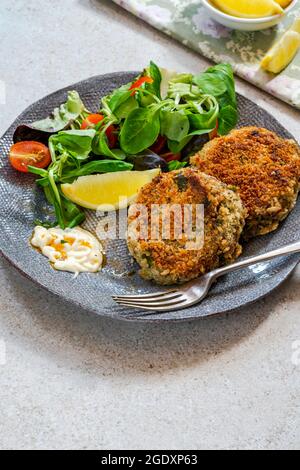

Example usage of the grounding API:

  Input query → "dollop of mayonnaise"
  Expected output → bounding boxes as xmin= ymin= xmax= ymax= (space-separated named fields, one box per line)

xmin=31 ymin=226 xmax=104 ymax=274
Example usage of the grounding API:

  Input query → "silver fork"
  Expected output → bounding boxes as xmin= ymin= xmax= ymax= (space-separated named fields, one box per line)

xmin=113 ymin=241 xmax=300 ymax=312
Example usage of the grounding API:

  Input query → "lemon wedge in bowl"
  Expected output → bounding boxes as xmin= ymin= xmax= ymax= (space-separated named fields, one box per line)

xmin=261 ymin=18 xmax=300 ymax=73
xmin=61 ymin=169 xmax=161 ymax=212
xmin=291 ymin=17 xmax=300 ymax=34
xmin=212 ymin=0 xmax=283 ymax=18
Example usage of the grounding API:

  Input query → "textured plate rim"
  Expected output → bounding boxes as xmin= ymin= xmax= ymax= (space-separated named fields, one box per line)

xmin=1 ymin=247 xmax=298 ymax=323
xmin=0 ymin=72 xmax=299 ymax=323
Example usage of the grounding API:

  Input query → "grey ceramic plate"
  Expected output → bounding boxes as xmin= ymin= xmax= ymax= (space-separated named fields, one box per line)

xmin=0 ymin=72 xmax=299 ymax=322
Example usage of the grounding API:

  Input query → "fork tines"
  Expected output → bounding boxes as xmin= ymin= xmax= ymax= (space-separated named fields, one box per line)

xmin=112 ymin=289 xmax=189 ymax=311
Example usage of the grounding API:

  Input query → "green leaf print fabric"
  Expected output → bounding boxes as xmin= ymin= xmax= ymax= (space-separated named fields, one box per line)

xmin=112 ymin=0 xmax=300 ymax=109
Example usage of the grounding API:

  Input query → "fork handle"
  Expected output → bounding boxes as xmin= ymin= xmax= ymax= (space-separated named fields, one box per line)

xmin=212 ymin=241 xmax=300 ymax=279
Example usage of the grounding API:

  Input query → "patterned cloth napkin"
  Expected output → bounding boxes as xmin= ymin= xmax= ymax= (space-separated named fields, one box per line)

xmin=112 ymin=0 xmax=300 ymax=109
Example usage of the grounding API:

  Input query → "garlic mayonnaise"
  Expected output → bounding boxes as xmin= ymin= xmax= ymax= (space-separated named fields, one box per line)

xmin=31 ymin=226 xmax=103 ymax=274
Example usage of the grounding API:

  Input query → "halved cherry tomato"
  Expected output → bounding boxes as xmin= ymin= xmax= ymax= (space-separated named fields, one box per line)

xmin=130 ymin=76 xmax=154 ymax=96
xmin=81 ymin=114 xmax=104 ymax=130
xmin=81 ymin=115 xmax=118 ymax=148
xmin=150 ymin=136 xmax=167 ymax=155
xmin=9 ymin=141 xmax=51 ymax=173
xmin=106 ymin=124 xmax=118 ymax=149
xmin=160 ymin=152 xmax=181 ymax=163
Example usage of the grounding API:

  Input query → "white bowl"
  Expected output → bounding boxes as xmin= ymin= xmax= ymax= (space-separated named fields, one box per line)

xmin=202 ymin=0 xmax=298 ymax=31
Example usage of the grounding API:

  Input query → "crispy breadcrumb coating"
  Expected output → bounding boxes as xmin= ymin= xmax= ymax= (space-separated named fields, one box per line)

xmin=127 ymin=168 xmax=245 ymax=285
xmin=191 ymin=127 xmax=300 ymax=239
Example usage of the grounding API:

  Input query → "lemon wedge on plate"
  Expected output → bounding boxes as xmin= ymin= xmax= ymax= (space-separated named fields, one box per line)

xmin=61 ymin=169 xmax=161 ymax=211
xmin=212 ymin=0 xmax=283 ymax=18
xmin=261 ymin=18 xmax=300 ymax=73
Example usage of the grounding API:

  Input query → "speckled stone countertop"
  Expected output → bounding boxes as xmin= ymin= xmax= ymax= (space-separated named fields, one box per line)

xmin=0 ymin=0 xmax=299 ymax=450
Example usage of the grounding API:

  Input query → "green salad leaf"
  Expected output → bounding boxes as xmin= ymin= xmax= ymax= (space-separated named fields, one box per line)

xmin=31 ymin=91 xmax=86 ymax=133
xmin=107 ymin=84 xmax=132 ymax=114
xmin=193 ymin=73 xmax=227 ymax=97
xmin=59 ymin=160 xmax=133 ymax=183
xmin=167 ymin=136 xmax=193 ymax=154
xmin=160 ymin=110 xmax=190 ymax=143
xmin=50 ymin=129 xmax=96 ymax=161
xmin=120 ymin=107 xmax=161 ymax=154
xmin=168 ymin=160 xmax=187 ymax=171
xmin=147 ymin=61 xmax=162 ymax=99
xmin=114 ymin=96 xmax=139 ymax=119
xmin=218 ymin=105 xmax=239 ymax=135
xmin=187 ymin=97 xmax=219 ymax=131
xmin=92 ymin=127 xmax=126 ymax=160
xmin=199 ymin=64 xmax=238 ymax=135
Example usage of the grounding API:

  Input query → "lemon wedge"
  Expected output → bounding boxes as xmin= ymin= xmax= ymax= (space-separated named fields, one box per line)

xmin=61 ymin=169 xmax=161 ymax=211
xmin=212 ymin=0 xmax=283 ymax=18
xmin=275 ymin=0 xmax=292 ymax=8
xmin=261 ymin=19 xmax=300 ymax=73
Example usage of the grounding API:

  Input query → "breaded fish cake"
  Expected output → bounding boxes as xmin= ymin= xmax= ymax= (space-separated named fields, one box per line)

xmin=127 ymin=168 xmax=245 ymax=285
xmin=191 ymin=127 xmax=300 ymax=239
